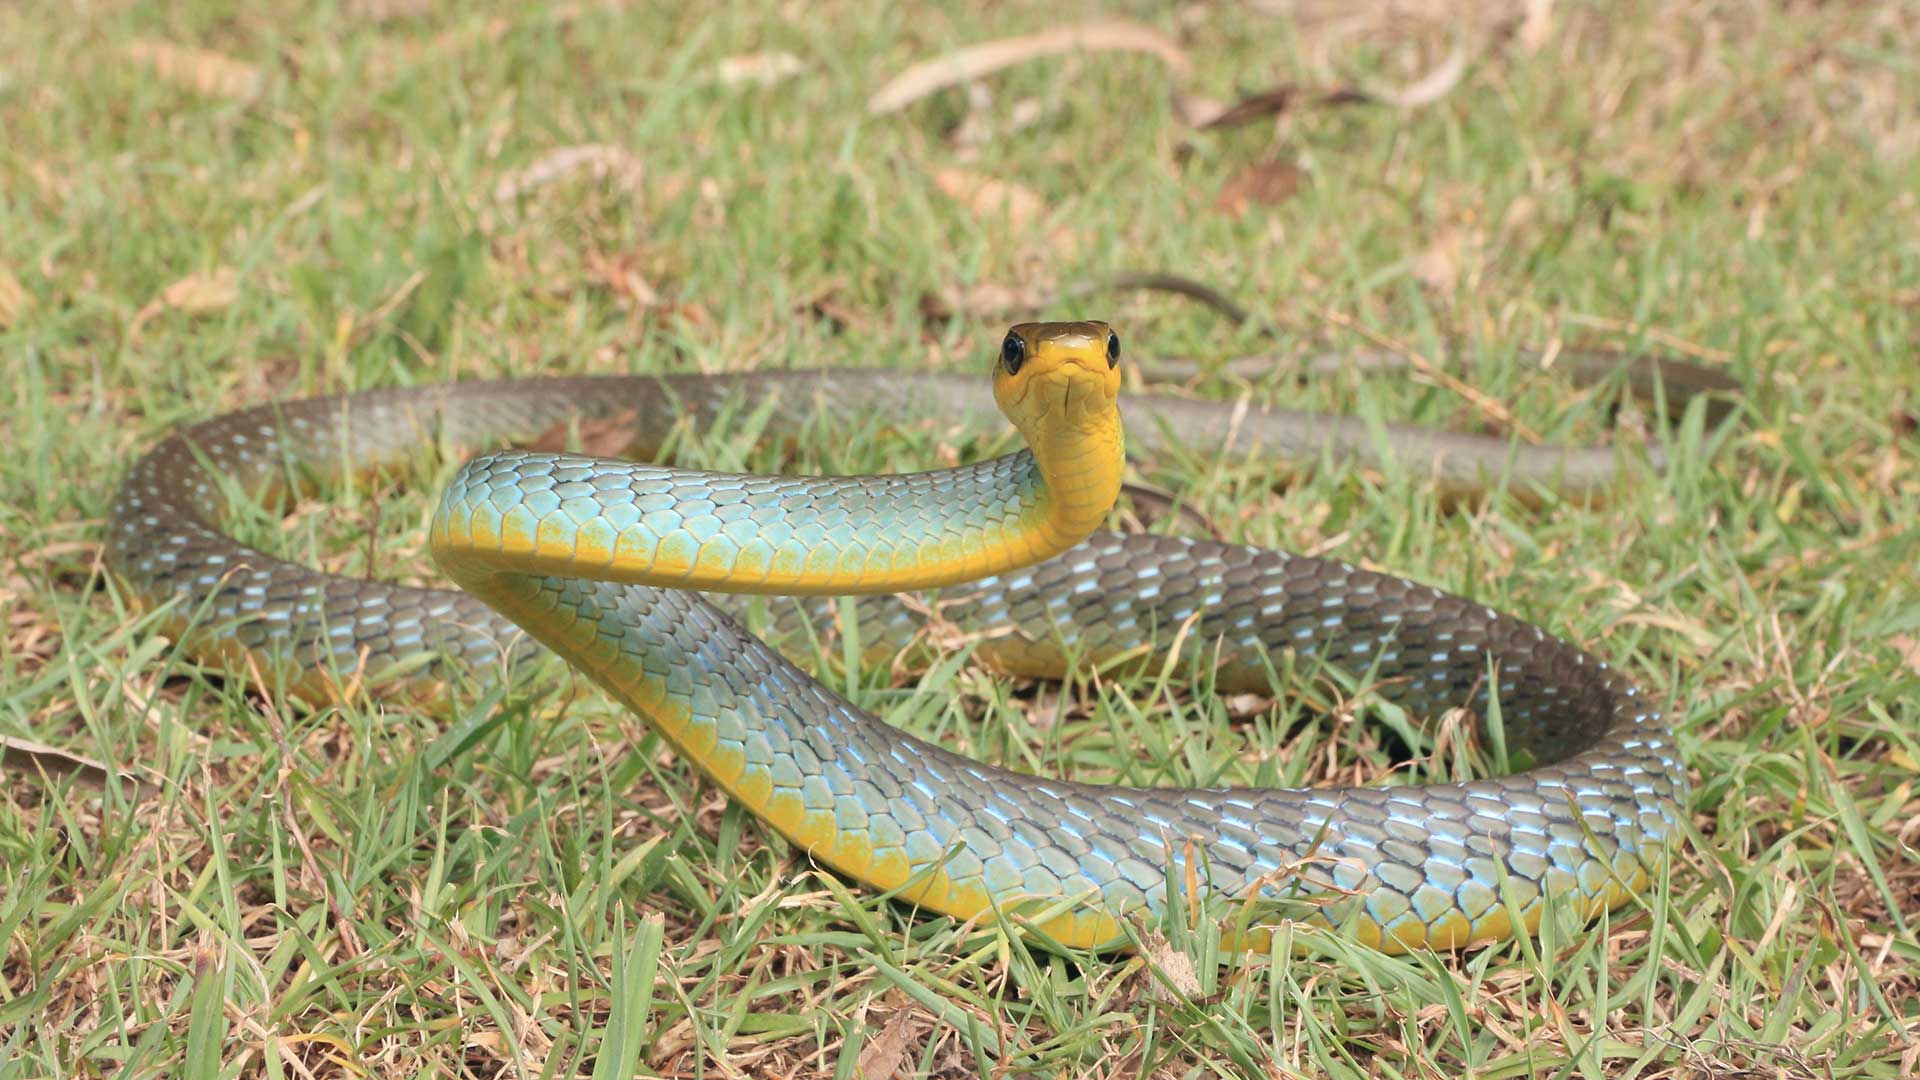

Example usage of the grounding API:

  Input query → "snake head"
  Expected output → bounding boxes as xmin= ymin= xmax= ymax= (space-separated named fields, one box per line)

xmin=992 ymin=321 xmax=1126 ymax=535
xmin=992 ymin=321 xmax=1123 ymax=436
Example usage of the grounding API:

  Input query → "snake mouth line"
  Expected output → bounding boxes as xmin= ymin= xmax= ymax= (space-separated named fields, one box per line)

xmin=1020 ymin=364 xmax=1112 ymax=420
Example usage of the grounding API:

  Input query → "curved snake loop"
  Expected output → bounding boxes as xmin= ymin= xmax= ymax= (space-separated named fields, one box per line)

xmin=106 ymin=315 xmax=1724 ymax=952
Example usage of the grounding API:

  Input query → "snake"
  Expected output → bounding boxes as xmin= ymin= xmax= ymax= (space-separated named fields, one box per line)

xmin=105 ymin=320 xmax=1711 ymax=954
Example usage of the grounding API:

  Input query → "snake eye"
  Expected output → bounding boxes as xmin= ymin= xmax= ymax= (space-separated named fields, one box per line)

xmin=1000 ymin=332 xmax=1026 ymax=376
xmin=1105 ymin=331 xmax=1120 ymax=368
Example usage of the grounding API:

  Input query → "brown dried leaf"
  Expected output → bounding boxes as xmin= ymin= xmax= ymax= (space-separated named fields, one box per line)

xmin=932 ymin=168 xmax=1047 ymax=231
xmin=854 ymin=1008 xmax=921 ymax=1080
xmin=493 ymin=144 xmax=645 ymax=205
xmin=2 ymin=735 xmax=156 ymax=797
xmin=127 ymin=266 xmax=240 ymax=343
xmin=1501 ymin=194 xmax=1540 ymax=237
xmin=1171 ymin=91 xmax=1229 ymax=128
xmin=1191 ymin=85 xmax=1300 ymax=131
xmin=1518 ymin=0 xmax=1556 ymax=54
xmin=797 ymin=285 xmax=864 ymax=333
xmin=465 ymin=1030 xmax=508 ymax=1062
xmin=1893 ymin=635 xmax=1920 ymax=676
xmin=1413 ymin=227 xmax=1466 ymax=292
xmin=714 ymin=51 xmax=805 ymax=88
xmin=524 ymin=408 xmax=641 ymax=458
xmin=1181 ymin=78 xmax=1442 ymax=133
xmin=1224 ymin=693 xmax=1274 ymax=718
xmin=870 ymin=20 xmax=1190 ymax=115
xmin=0 ymin=263 xmax=30 ymax=328
xmin=1873 ymin=446 xmax=1901 ymax=493
xmin=162 ymin=267 xmax=240 ymax=314
xmin=123 ymin=39 xmax=264 ymax=102
xmin=584 ymin=250 xmax=662 ymax=308
xmin=921 ymin=281 xmax=1050 ymax=322
xmin=1142 ymin=930 xmax=1203 ymax=1002
xmin=665 ymin=300 xmax=712 ymax=328
xmin=1214 ymin=160 xmax=1303 ymax=217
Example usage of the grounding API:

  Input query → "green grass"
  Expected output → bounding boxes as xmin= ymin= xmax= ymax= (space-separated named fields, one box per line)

xmin=3 ymin=0 xmax=1917 ymax=1076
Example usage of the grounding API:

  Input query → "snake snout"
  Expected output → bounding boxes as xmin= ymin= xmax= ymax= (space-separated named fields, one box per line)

xmin=1023 ymin=367 xmax=1115 ymax=432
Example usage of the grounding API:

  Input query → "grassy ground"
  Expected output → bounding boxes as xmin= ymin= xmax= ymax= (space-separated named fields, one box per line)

xmin=3 ymin=0 xmax=1917 ymax=1076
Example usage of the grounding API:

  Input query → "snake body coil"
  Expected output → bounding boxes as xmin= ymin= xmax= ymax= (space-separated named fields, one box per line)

xmin=107 ymin=330 xmax=1688 ymax=953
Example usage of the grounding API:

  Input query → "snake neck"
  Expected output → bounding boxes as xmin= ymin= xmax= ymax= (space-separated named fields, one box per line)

xmin=1024 ymin=414 xmax=1126 ymax=549
xmin=431 ymin=437 xmax=1125 ymax=600
xmin=427 ymin=368 xmax=1128 ymax=599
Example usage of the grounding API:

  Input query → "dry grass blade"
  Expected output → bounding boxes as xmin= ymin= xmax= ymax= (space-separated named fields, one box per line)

xmin=869 ymin=20 xmax=1190 ymax=115
xmin=1351 ymin=42 xmax=1467 ymax=109
xmin=1518 ymin=0 xmax=1556 ymax=53
xmin=1316 ymin=306 xmax=1541 ymax=442
xmin=1560 ymin=312 xmax=1734 ymax=363
xmin=1119 ymin=482 xmax=1226 ymax=541
xmin=123 ymin=39 xmax=264 ymax=102
xmin=0 ymin=263 xmax=30 ymax=327
xmin=346 ymin=0 xmax=431 ymax=22
xmin=493 ymin=144 xmax=645 ymax=205
xmin=714 ymin=51 xmax=806 ymax=87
